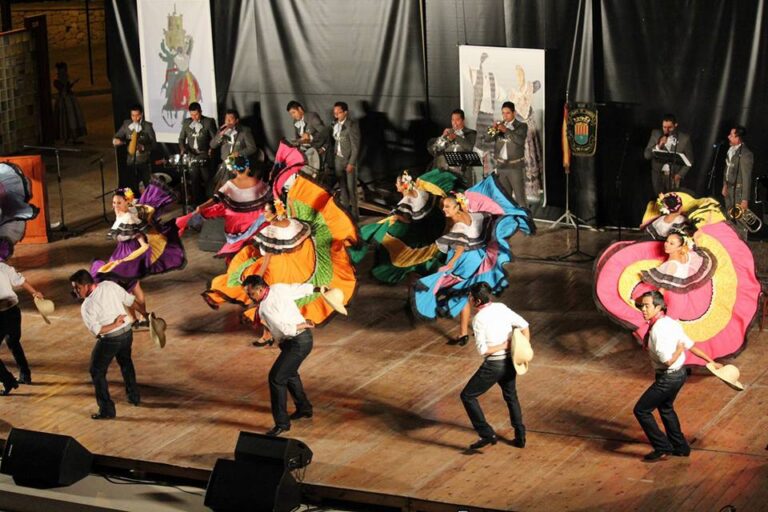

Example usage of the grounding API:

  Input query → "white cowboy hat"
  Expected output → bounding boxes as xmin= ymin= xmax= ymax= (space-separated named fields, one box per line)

xmin=148 ymin=313 xmax=167 ymax=349
xmin=33 ymin=297 xmax=55 ymax=325
xmin=321 ymin=287 xmax=347 ymax=316
xmin=706 ymin=362 xmax=744 ymax=391
xmin=510 ymin=328 xmax=533 ymax=375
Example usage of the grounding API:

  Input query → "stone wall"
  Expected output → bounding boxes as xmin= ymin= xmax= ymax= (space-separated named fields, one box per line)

xmin=10 ymin=1 xmax=105 ymax=49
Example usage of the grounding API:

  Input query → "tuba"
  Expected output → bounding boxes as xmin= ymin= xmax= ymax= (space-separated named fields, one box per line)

xmin=127 ymin=129 xmax=139 ymax=157
xmin=728 ymin=204 xmax=763 ymax=233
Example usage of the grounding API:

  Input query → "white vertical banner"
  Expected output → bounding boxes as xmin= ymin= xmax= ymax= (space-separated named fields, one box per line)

xmin=137 ymin=0 xmax=218 ymax=143
xmin=459 ymin=46 xmax=546 ymax=206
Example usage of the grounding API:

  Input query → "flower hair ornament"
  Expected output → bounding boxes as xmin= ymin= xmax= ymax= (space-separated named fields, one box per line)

xmin=656 ymin=193 xmax=682 ymax=215
xmin=225 ymin=155 xmax=250 ymax=173
xmin=396 ymin=170 xmax=415 ymax=191
xmin=116 ymin=187 xmax=135 ymax=204
xmin=272 ymin=198 xmax=287 ymax=220
xmin=451 ymin=191 xmax=469 ymax=211
xmin=670 ymin=229 xmax=695 ymax=251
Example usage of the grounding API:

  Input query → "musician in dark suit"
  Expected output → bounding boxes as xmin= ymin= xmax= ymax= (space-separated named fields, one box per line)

xmin=113 ymin=104 xmax=156 ymax=192
xmin=643 ymin=114 xmax=694 ymax=194
xmin=286 ymin=100 xmax=329 ymax=153
xmin=178 ymin=102 xmax=218 ymax=205
xmin=330 ymin=101 xmax=362 ymax=221
xmin=485 ymin=101 xmax=528 ymax=207
xmin=210 ymin=109 xmax=261 ymax=192
xmin=722 ymin=125 xmax=754 ymax=236
xmin=428 ymin=109 xmax=479 ymax=185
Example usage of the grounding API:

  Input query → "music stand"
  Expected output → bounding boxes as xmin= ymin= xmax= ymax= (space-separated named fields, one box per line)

xmin=652 ymin=149 xmax=691 ymax=191
xmin=444 ymin=151 xmax=482 ymax=168
xmin=23 ymin=145 xmax=81 ymax=237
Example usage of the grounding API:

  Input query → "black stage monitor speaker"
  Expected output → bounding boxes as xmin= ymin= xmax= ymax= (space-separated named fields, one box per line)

xmin=235 ymin=431 xmax=313 ymax=470
xmin=0 ymin=428 xmax=93 ymax=488
xmin=204 ymin=458 xmax=301 ymax=512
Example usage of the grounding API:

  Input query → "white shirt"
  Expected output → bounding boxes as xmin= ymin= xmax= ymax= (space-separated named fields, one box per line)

xmin=647 ymin=316 xmax=694 ymax=372
xmin=472 ymin=302 xmax=529 ymax=356
xmin=258 ymin=283 xmax=314 ymax=342
xmin=725 ymin=144 xmax=742 ymax=181
xmin=80 ymin=281 xmax=136 ymax=337
xmin=333 ymin=119 xmax=345 ymax=157
xmin=498 ymin=121 xmax=514 ymax=160
xmin=0 ymin=262 xmax=25 ymax=311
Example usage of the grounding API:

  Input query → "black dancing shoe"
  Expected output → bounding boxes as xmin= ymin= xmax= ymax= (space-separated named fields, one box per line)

xmin=448 ymin=334 xmax=469 ymax=346
xmin=289 ymin=410 xmax=313 ymax=420
xmin=642 ymin=450 xmax=669 ymax=462
xmin=671 ymin=447 xmax=691 ymax=457
xmin=1 ymin=380 xmax=19 ymax=396
xmin=17 ymin=373 xmax=31 ymax=385
xmin=468 ymin=436 xmax=497 ymax=450
xmin=91 ymin=412 xmax=116 ymax=420
xmin=265 ymin=425 xmax=290 ymax=437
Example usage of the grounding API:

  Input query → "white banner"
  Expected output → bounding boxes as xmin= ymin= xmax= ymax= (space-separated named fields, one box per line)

xmin=137 ymin=0 xmax=218 ymax=143
xmin=459 ymin=46 xmax=546 ymax=206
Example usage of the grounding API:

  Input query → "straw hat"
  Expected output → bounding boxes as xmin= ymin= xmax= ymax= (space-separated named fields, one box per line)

xmin=148 ymin=313 xmax=167 ymax=349
xmin=33 ymin=297 xmax=55 ymax=324
xmin=510 ymin=328 xmax=534 ymax=375
xmin=706 ymin=362 xmax=744 ymax=391
xmin=321 ymin=287 xmax=347 ymax=316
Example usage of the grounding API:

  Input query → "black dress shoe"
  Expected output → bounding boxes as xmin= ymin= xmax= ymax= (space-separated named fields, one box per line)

xmin=469 ymin=436 xmax=497 ymax=450
xmin=289 ymin=410 xmax=313 ymax=420
xmin=91 ymin=412 xmax=116 ymax=420
xmin=671 ymin=447 xmax=691 ymax=457
xmin=448 ymin=335 xmax=469 ymax=346
xmin=642 ymin=450 xmax=669 ymax=462
xmin=1 ymin=380 xmax=19 ymax=396
xmin=512 ymin=436 xmax=526 ymax=448
xmin=265 ymin=425 xmax=290 ymax=437
xmin=17 ymin=373 xmax=31 ymax=385
xmin=128 ymin=399 xmax=141 ymax=406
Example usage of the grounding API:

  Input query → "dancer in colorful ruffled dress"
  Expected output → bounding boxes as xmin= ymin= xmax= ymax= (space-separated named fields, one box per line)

xmin=411 ymin=175 xmax=535 ymax=345
xmin=202 ymin=174 xmax=358 ymax=329
xmin=594 ymin=192 xmax=760 ymax=364
xmin=176 ymin=155 xmax=269 ymax=262
xmin=93 ymin=182 xmax=186 ymax=318
xmin=350 ymin=169 xmax=459 ymax=284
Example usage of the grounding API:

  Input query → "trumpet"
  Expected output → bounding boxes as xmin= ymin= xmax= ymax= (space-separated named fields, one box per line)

xmin=728 ymin=204 xmax=763 ymax=233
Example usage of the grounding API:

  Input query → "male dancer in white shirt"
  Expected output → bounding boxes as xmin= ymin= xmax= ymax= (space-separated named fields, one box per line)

xmin=461 ymin=282 xmax=529 ymax=451
xmin=634 ymin=290 xmax=721 ymax=462
xmin=243 ymin=275 xmax=326 ymax=437
xmin=70 ymin=269 xmax=147 ymax=420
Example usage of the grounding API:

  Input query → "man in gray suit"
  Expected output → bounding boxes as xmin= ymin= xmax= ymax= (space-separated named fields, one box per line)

xmin=485 ymin=101 xmax=528 ymax=208
xmin=178 ymin=102 xmax=217 ymax=205
xmin=722 ymin=125 xmax=754 ymax=237
xmin=286 ymin=100 xmax=329 ymax=153
xmin=643 ymin=114 xmax=694 ymax=194
xmin=429 ymin=108 xmax=479 ymax=185
xmin=210 ymin=109 xmax=261 ymax=192
xmin=331 ymin=101 xmax=362 ymax=221
xmin=113 ymin=104 xmax=156 ymax=192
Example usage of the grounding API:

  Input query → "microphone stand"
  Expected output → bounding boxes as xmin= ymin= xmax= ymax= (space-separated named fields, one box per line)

xmin=707 ymin=142 xmax=724 ymax=197
xmin=23 ymin=145 xmax=81 ymax=236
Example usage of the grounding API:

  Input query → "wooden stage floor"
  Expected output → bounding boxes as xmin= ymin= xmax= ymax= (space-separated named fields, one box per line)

xmin=2 ymin=206 xmax=767 ymax=510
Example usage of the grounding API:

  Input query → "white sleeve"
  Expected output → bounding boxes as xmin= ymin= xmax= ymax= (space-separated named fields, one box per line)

xmin=2 ymin=265 xmax=25 ymax=288
xmin=81 ymin=305 xmax=102 ymax=337
xmin=676 ymin=322 xmax=694 ymax=350
xmin=505 ymin=308 xmax=529 ymax=330
xmin=472 ymin=315 xmax=488 ymax=355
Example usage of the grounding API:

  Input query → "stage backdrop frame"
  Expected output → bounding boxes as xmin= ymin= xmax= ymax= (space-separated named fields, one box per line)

xmin=136 ymin=0 xmax=218 ymax=143
xmin=459 ymin=45 xmax=546 ymax=206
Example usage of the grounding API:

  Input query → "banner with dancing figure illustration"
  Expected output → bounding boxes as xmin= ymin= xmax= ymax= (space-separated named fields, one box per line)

xmin=459 ymin=46 xmax=546 ymax=206
xmin=137 ymin=0 xmax=217 ymax=143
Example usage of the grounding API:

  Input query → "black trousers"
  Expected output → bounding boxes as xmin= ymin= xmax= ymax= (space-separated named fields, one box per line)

xmin=122 ymin=160 xmax=152 ymax=192
xmin=89 ymin=330 xmax=140 ymax=416
xmin=269 ymin=330 xmax=313 ymax=428
xmin=460 ymin=357 xmax=524 ymax=440
xmin=0 ymin=306 xmax=30 ymax=379
xmin=633 ymin=368 xmax=689 ymax=453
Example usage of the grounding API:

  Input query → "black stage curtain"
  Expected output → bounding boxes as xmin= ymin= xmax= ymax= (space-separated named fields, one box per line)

xmin=105 ymin=0 xmax=768 ymax=225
